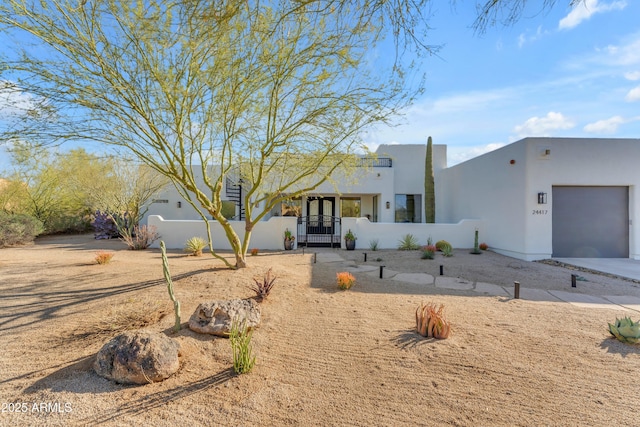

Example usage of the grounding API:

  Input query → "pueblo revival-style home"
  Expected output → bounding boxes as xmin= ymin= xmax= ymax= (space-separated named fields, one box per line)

xmin=145 ymin=137 xmax=640 ymax=261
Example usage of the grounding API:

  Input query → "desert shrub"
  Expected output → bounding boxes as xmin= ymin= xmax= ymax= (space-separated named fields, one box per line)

xmin=221 ymin=200 xmax=237 ymax=219
xmin=92 ymin=210 xmax=120 ymax=239
xmin=95 ymin=251 xmax=115 ymax=264
xmin=250 ymin=248 xmax=259 ymax=256
xmin=0 ymin=212 xmax=44 ymax=247
xmin=230 ymin=319 xmax=256 ymax=374
xmin=336 ymin=271 xmax=355 ymax=290
xmin=421 ymin=244 xmax=437 ymax=260
xmin=435 ymin=240 xmax=452 ymax=252
xmin=397 ymin=233 xmax=420 ymax=250
xmin=416 ymin=302 xmax=451 ymax=339
xmin=479 ymin=242 xmax=489 ymax=250
xmin=369 ymin=239 xmax=379 ymax=251
xmin=121 ymin=224 xmax=160 ymax=250
xmin=184 ymin=236 xmax=207 ymax=256
xmin=249 ymin=268 xmax=276 ymax=301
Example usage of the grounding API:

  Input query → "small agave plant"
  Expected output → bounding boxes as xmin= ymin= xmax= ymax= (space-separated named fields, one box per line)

xmin=608 ymin=317 xmax=640 ymax=344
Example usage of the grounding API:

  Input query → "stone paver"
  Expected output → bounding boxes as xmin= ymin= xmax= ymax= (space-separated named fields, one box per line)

xmin=603 ymin=295 xmax=640 ymax=313
xmin=435 ymin=277 xmax=474 ymax=291
xmin=392 ymin=273 xmax=434 ymax=285
xmin=315 ymin=251 xmax=638 ymax=311
xmin=548 ymin=290 xmax=629 ymax=311
xmin=475 ymin=282 xmax=509 ymax=297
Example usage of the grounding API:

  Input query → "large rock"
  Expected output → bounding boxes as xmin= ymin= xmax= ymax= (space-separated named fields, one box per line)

xmin=94 ymin=331 xmax=181 ymax=385
xmin=188 ymin=299 xmax=261 ymax=336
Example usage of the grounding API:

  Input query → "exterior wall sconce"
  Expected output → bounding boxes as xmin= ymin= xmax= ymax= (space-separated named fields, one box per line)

xmin=385 ymin=201 xmax=390 ymax=209
xmin=537 ymin=192 xmax=547 ymax=204
xmin=177 ymin=201 xmax=182 ymax=208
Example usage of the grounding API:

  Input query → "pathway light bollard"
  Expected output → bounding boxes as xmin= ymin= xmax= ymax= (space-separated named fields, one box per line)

xmin=571 ymin=274 xmax=577 ymax=288
xmin=439 ymin=265 xmax=444 ymax=276
xmin=314 ymin=253 xmax=317 ymax=264
xmin=363 ymin=252 xmax=367 ymax=262
xmin=379 ymin=265 xmax=385 ymax=279
xmin=514 ymin=281 xmax=520 ymax=299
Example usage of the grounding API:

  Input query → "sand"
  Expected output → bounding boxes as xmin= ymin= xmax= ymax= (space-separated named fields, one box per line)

xmin=1 ymin=234 xmax=639 ymax=426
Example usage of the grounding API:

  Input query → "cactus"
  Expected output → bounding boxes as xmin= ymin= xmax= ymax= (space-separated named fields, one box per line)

xmin=471 ymin=229 xmax=482 ymax=254
xmin=609 ymin=317 xmax=640 ymax=344
xmin=160 ymin=241 xmax=181 ymax=332
xmin=424 ymin=136 xmax=435 ymax=223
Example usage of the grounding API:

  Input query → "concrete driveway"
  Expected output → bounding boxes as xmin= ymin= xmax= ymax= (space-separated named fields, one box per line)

xmin=553 ymin=258 xmax=640 ymax=281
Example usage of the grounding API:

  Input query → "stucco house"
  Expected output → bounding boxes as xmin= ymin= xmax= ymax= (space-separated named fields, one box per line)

xmin=145 ymin=137 xmax=640 ymax=261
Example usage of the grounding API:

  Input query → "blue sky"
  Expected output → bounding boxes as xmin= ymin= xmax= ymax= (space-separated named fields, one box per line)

xmin=364 ymin=0 xmax=640 ymax=165
xmin=1 ymin=1 xmax=639 ymax=170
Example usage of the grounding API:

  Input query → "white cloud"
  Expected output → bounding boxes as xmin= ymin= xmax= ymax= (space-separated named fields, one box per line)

xmin=624 ymin=71 xmax=640 ymax=80
xmin=0 ymin=80 xmax=38 ymax=117
xmin=559 ymin=0 xmax=627 ymax=30
xmin=583 ymin=115 xmax=626 ymax=133
xmin=625 ymin=85 xmax=640 ymax=101
xmin=448 ymin=143 xmax=506 ymax=165
xmin=513 ymin=112 xmax=575 ymax=137
xmin=518 ymin=26 xmax=547 ymax=48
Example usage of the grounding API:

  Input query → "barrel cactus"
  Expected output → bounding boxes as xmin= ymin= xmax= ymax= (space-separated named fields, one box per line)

xmin=608 ymin=317 xmax=640 ymax=344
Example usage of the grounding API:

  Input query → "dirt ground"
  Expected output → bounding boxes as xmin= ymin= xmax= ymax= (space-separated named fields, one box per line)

xmin=1 ymin=234 xmax=639 ymax=426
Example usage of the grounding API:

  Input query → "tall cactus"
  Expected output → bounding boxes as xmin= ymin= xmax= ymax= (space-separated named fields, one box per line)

xmin=160 ymin=241 xmax=181 ymax=332
xmin=424 ymin=136 xmax=435 ymax=223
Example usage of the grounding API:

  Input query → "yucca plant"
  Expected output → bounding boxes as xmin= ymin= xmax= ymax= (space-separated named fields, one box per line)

xmin=609 ymin=317 xmax=640 ymax=344
xmin=416 ymin=302 xmax=451 ymax=339
xmin=230 ymin=318 xmax=256 ymax=374
xmin=249 ymin=268 xmax=276 ymax=301
xmin=184 ymin=236 xmax=207 ymax=256
xmin=397 ymin=234 xmax=420 ymax=250
xmin=336 ymin=272 xmax=355 ymax=290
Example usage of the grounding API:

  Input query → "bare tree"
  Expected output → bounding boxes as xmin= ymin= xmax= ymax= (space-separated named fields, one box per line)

xmin=471 ymin=0 xmax=585 ymax=33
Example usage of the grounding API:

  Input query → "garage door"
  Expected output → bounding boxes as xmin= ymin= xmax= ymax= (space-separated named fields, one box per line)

xmin=552 ymin=186 xmax=629 ymax=258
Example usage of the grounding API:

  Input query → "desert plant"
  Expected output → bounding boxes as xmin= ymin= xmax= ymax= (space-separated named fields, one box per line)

xmin=471 ymin=229 xmax=482 ymax=254
xmin=160 ymin=241 xmax=181 ymax=332
xmin=284 ymin=228 xmax=295 ymax=242
xmin=250 ymin=268 xmax=276 ymax=301
xmin=92 ymin=210 xmax=120 ymax=239
xmin=421 ymin=244 xmax=437 ymax=260
xmin=184 ymin=236 xmax=207 ymax=256
xmin=250 ymin=248 xmax=259 ymax=256
xmin=344 ymin=229 xmax=356 ymax=241
xmin=397 ymin=233 xmax=420 ymax=250
xmin=229 ymin=318 xmax=256 ymax=374
xmin=435 ymin=240 xmax=452 ymax=252
xmin=369 ymin=239 xmax=379 ymax=251
xmin=416 ymin=302 xmax=451 ymax=339
xmin=0 ymin=212 xmax=44 ymax=247
xmin=441 ymin=245 xmax=454 ymax=257
xmin=95 ymin=251 xmax=115 ymax=265
xmin=120 ymin=224 xmax=160 ymax=250
xmin=424 ymin=136 xmax=435 ymax=223
xmin=609 ymin=317 xmax=640 ymax=344
xmin=336 ymin=272 xmax=356 ymax=290
xmin=479 ymin=242 xmax=489 ymax=251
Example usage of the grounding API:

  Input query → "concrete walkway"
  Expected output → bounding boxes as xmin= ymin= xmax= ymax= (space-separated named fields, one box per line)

xmin=316 ymin=252 xmax=640 ymax=313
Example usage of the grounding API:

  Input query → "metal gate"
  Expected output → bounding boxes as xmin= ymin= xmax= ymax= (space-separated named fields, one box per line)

xmin=297 ymin=216 xmax=341 ymax=247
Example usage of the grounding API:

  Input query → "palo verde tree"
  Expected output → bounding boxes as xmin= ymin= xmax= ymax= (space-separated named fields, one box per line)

xmin=0 ymin=0 xmax=433 ymax=267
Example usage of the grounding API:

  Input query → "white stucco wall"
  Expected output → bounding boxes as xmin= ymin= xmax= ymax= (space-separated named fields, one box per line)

xmin=438 ymin=137 xmax=640 ymax=260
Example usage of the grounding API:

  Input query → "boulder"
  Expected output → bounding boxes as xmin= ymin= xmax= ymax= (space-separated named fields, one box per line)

xmin=188 ymin=299 xmax=261 ymax=336
xmin=94 ymin=331 xmax=181 ymax=385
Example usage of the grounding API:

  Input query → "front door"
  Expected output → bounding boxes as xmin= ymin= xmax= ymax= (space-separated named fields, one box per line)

xmin=307 ymin=197 xmax=335 ymax=235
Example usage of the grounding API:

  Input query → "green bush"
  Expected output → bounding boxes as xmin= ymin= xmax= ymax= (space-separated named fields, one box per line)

xmin=435 ymin=240 xmax=452 ymax=252
xmin=0 ymin=213 xmax=44 ymax=247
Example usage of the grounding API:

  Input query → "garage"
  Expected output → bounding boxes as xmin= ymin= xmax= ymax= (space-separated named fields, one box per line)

xmin=552 ymin=186 xmax=629 ymax=258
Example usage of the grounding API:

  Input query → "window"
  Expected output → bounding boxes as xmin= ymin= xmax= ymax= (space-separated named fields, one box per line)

xmin=395 ymin=194 xmax=422 ymax=223
xmin=341 ymin=197 xmax=361 ymax=217
xmin=281 ymin=198 xmax=302 ymax=217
